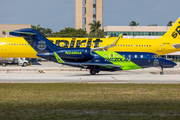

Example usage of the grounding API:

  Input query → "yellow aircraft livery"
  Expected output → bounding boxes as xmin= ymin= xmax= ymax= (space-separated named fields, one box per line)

xmin=1 ymin=17 xmax=180 ymax=59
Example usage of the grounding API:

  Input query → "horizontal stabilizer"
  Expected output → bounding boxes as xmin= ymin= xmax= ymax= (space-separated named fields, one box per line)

xmin=4 ymin=30 xmax=36 ymax=36
xmin=173 ymin=43 xmax=180 ymax=49
xmin=91 ymin=34 xmax=122 ymax=51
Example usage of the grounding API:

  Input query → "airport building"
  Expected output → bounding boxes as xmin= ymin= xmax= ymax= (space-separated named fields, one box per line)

xmin=0 ymin=24 xmax=31 ymax=38
xmin=104 ymin=26 xmax=171 ymax=38
xmin=75 ymin=0 xmax=103 ymax=33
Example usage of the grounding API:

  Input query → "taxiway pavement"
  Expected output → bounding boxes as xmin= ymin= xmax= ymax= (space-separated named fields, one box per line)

xmin=0 ymin=62 xmax=180 ymax=83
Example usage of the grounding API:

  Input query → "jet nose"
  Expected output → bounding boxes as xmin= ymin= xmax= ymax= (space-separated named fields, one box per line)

xmin=159 ymin=59 xmax=177 ymax=68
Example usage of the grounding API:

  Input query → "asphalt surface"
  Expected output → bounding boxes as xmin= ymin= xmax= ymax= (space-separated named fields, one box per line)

xmin=0 ymin=62 xmax=180 ymax=83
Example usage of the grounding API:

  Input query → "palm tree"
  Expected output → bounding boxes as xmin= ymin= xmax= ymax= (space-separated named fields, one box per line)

xmin=31 ymin=24 xmax=41 ymax=31
xmin=129 ymin=21 xmax=139 ymax=26
xmin=88 ymin=20 xmax=103 ymax=37
xmin=167 ymin=21 xmax=173 ymax=26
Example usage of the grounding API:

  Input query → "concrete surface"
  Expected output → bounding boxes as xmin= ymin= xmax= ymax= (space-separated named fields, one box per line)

xmin=0 ymin=62 xmax=180 ymax=83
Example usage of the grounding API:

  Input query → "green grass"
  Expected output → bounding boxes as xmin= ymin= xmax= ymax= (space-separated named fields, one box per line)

xmin=0 ymin=83 xmax=180 ymax=119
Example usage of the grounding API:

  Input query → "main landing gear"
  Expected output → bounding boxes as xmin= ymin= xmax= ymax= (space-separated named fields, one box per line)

xmin=160 ymin=66 xmax=164 ymax=75
xmin=90 ymin=68 xmax=100 ymax=75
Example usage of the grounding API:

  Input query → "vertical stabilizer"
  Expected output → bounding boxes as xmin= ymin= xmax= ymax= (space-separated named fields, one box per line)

xmin=9 ymin=28 xmax=60 ymax=53
xmin=162 ymin=17 xmax=180 ymax=40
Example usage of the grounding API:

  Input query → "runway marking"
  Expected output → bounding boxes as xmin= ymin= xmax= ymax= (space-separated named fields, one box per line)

xmin=111 ymin=76 xmax=117 ymax=80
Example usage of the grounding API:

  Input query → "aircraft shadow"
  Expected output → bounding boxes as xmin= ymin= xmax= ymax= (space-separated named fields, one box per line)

xmin=31 ymin=62 xmax=42 ymax=65
xmin=65 ymin=73 xmax=121 ymax=77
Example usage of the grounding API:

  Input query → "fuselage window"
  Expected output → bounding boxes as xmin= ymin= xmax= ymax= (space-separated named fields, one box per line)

xmin=17 ymin=44 xmax=18 ymax=45
xmin=128 ymin=55 xmax=131 ymax=58
xmin=136 ymin=45 xmax=138 ymax=47
xmin=144 ymin=45 xmax=146 ymax=47
xmin=22 ymin=44 xmax=24 ymax=45
xmin=14 ymin=44 xmax=16 ymax=45
xmin=123 ymin=45 xmax=125 ymax=47
xmin=141 ymin=45 xmax=143 ymax=47
xmin=139 ymin=45 xmax=141 ymax=47
xmin=19 ymin=44 xmax=21 ymax=45
xmin=120 ymin=45 xmax=122 ymax=46
xmin=11 ymin=44 xmax=13 ymax=45
xmin=147 ymin=45 xmax=148 ymax=47
xmin=135 ymin=55 xmax=137 ymax=58
xmin=128 ymin=45 xmax=130 ymax=47
xmin=149 ymin=45 xmax=151 ymax=47
xmin=141 ymin=55 xmax=143 ymax=58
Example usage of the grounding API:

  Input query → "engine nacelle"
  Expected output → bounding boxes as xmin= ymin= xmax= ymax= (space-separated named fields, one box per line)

xmin=56 ymin=48 xmax=91 ymax=59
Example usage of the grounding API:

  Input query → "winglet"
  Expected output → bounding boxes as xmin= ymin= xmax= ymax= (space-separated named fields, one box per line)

xmin=91 ymin=34 xmax=122 ymax=51
xmin=112 ymin=34 xmax=122 ymax=45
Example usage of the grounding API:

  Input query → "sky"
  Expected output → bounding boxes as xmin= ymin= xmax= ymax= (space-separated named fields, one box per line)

xmin=0 ymin=0 xmax=180 ymax=32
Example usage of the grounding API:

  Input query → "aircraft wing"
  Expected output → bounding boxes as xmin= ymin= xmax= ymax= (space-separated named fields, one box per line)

xmin=91 ymin=34 xmax=122 ymax=51
xmin=173 ymin=43 xmax=180 ymax=49
xmin=68 ymin=62 xmax=121 ymax=68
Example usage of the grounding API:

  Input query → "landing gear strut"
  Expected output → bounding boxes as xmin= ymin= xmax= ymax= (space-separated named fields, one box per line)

xmin=160 ymin=66 xmax=164 ymax=75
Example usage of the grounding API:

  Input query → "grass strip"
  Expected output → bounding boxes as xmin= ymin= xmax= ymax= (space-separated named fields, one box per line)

xmin=0 ymin=83 xmax=180 ymax=119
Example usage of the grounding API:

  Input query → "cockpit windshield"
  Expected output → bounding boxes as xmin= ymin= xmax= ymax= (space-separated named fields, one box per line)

xmin=152 ymin=55 xmax=162 ymax=58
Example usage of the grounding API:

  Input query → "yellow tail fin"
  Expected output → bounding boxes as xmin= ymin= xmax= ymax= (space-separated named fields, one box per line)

xmin=162 ymin=17 xmax=180 ymax=39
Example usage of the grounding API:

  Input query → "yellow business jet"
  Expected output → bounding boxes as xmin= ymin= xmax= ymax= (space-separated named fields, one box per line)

xmin=1 ymin=17 xmax=180 ymax=59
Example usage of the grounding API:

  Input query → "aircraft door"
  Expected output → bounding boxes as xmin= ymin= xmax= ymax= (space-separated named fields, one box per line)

xmin=157 ymin=41 xmax=163 ymax=52
xmin=1 ymin=39 xmax=7 ymax=50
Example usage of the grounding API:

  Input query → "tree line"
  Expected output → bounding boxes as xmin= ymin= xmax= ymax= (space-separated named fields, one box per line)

xmin=32 ymin=20 xmax=174 ymax=37
xmin=31 ymin=21 xmax=104 ymax=38
xmin=129 ymin=21 xmax=173 ymax=26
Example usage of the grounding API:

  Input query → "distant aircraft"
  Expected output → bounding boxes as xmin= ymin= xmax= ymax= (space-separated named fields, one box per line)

xmin=49 ymin=17 xmax=180 ymax=55
xmin=7 ymin=28 xmax=176 ymax=75
xmin=1 ymin=17 xmax=180 ymax=59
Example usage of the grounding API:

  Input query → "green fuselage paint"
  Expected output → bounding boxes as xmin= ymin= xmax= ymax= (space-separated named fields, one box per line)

xmin=94 ymin=51 xmax=142 ymax=70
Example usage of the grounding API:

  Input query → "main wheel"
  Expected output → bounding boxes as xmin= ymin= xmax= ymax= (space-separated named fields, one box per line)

xmin=22 ymin=62 xmax=28 ymax=67
xmin=90 ymin=69 xmax=96 ymax=75
xmin=2 ymin=63 xmax=6 ymax=67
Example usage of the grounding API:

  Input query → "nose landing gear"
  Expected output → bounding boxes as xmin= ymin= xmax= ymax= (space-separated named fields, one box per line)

xmin=160 ymin=66 xmax=164 ymax=75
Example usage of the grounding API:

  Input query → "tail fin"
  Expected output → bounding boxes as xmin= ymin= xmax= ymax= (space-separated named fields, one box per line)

xmin=9 ymin=28 xmax=60 ymax=53
xmin=162 ymin=17 xmax=180 ymax=40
